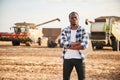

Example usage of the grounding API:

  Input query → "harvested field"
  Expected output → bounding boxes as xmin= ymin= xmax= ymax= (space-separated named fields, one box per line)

xmin=0 ymin=41 xmax=120 ymax=80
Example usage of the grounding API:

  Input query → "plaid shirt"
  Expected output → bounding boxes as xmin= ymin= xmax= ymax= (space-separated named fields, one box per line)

xmin=60 ymin=26 xmax=89 ymax=59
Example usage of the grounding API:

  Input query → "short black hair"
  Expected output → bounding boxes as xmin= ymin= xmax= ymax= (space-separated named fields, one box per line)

xmin=69 ymin=12 xmax=79 ymax=18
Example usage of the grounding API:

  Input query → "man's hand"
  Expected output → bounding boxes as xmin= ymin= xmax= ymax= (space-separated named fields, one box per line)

xmin=71 ymin=42 xmax=80 ymax=47
xmin=69 ymin=42 xmax=84 ymax=50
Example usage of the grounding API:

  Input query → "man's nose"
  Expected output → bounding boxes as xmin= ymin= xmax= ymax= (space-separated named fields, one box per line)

xmin=73 ymin=18 xmax=76 ymax=21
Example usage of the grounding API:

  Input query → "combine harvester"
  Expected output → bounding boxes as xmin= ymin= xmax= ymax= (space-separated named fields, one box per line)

xmin=91 ymin=16 xmax=120 ymax=51
xmin=0 ymin=18 xmax=60 ymax=47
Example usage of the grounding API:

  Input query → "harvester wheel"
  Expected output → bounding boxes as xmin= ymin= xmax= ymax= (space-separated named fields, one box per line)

xmin=47 ymin=40 xmax=57 ymax=48
xmin=112 ymin=40 xmax=117 ymax=51
xmin=96 ymin=45 xmax=103 ymax=49
xmin=12 ymin=40 xmax=20 ymax=46
xmin=110 ymin=36 xmax=117 ymax=51
xmin=25 ymin=42 xmax=30 ymax=46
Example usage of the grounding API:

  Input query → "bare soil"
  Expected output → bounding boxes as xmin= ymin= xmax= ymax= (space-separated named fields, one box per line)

xmin=0 ymin=41 xmax=120 ymax=80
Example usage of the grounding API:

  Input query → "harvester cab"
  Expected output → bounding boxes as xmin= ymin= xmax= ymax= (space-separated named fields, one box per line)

xmin=10 ymin=22 xmax=36 ymax=46
xmin=13 ymin=25 xmax=28 ymax=34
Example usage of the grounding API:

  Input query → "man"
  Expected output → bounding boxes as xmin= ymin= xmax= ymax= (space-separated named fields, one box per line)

xmin=60 ymin=12 xmax=89 ymax=80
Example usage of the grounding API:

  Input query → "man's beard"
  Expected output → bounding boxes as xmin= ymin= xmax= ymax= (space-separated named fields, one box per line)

xmin=71 ymin=23 xmax=78 ymax=26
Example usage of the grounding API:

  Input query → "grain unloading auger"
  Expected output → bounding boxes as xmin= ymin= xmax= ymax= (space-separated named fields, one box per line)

xmin=35 ymin=18 xmax=60 ymax=27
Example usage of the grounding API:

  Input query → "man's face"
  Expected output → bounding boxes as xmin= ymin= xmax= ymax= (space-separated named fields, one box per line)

xmin=69 ymin=13 xmax=79 ymax=26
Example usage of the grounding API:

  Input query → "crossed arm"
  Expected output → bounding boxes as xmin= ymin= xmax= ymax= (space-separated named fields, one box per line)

xmin=68 ymin=42 xmax=84 ymax=50
xmin=61 ymin=28 xmax=88 ymax=50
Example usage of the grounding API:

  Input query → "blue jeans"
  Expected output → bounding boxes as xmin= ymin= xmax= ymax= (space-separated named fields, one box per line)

xmin=63 ymin=59 xmax=85 ymax=80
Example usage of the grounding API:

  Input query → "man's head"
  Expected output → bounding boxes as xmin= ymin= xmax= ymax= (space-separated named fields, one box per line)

xmin=69 ymin=12 xmax=79 ymax=27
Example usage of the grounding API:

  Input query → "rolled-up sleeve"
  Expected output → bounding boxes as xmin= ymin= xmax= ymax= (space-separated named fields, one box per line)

xmin=60 ymin=29 xmax=71 ymax=48
xmin=81 ymin=29 xmax=89 ymax=49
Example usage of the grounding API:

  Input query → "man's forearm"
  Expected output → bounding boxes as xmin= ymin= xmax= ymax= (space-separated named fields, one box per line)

xmin=69 ymin=42 xmax=84 ymax=50
xmin=70 ymin=45 xmax=84 ymax=50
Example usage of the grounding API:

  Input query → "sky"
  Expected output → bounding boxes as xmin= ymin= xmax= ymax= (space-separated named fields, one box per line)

xmin=0 ymin=0 xmax=120 ymax=32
